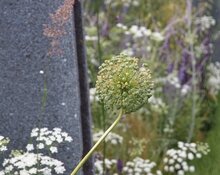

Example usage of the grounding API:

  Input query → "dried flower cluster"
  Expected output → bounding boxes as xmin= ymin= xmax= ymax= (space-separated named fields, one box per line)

xmin=96 ymin=54 xmax=153 ymax=113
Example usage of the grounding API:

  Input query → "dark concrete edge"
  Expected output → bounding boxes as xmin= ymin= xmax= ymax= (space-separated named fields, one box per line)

xmin=73 ymin=1 xmax=94 ymax=174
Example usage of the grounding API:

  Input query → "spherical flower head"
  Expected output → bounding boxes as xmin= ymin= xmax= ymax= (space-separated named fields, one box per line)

xmin=96 ymin=54 xmax=153 ymax=113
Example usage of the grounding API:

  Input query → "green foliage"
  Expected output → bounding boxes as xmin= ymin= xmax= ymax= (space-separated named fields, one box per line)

xmin=185 ymin=97 xmax=220 ymax=175
xmin=85 ymin=0 xmax=218 ymax=174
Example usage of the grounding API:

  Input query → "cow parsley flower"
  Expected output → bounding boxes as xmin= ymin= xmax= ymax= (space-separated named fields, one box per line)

xmin=93 ymin=131 xmax=123 ymax=145
xmin=30 ymin=127 xmax=73 ymax=154
xmin=0 ymin=127 xmax=73 ymax=175
xmin=2 ymin=152 xmax=66 ymax=175
xmin=50 ymin=146 xmax=58 ymax=153
xmin=26 ymin=144 xmax=34 ymax=152
xmin=123 ymin=157 xmax=162 ymax=175
xmin=195 ymin=15 xmax=216 ymax=31
xmin=148 ymin=95 xmax=166 ymax=112
xmin=151 ymin=32 xmax=164 ymax=42
xmin=94 ymin=158 xmax=117 ymax=175
xmin=0 ymin=136 xmax=9 ymax=153
xmin=89 ymin=88 xmax=99 ymax=102
xmin=207 ymin=62 xmax=220 ymax=95
xmin=163 ymin=142 xmax=210 ymax=175
xmin=119 ymin=24 xmax=152 ymax=39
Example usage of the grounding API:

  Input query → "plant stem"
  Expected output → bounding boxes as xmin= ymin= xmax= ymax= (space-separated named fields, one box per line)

xmin=70 ymin=108 xmax=123 ymax=175
xmin=186 ymin=0 xmax=196 ymax=142
xmin=102 ymin=103 xmax=106 ymax=175
xmin=96 ymin=6 xmax=103 ymax=65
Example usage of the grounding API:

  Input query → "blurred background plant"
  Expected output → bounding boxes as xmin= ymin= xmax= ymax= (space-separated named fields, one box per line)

xmin=83 ymin=0 xmax=220 ymax=174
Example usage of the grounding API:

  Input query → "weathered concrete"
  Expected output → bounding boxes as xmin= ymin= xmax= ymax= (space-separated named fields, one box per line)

xmin=0 ymin=0 xmax=93 ymax=174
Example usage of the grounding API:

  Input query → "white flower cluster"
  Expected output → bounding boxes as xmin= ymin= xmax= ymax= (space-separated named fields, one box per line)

xmin=166 ymin=74 xmax=181 ymax=89
xmin=195 ymin=15 xmax=216 ymax=31
xmin=180 ymin=84 xmax=191 ymax=96
xmin=127 ymin=25 xmax=152 ymax=39
xmin=156 ymin=74 xmax=191 ymax=96
xmin=94 ymin=158 xmax=117 ymax=175
xmin=90 ymin=88 xmax=99 ymax=102
xmin=207 ymin=62 xmax=220 ymax=95
xmin=0 ymin=136 xmax=9 ymax=152
xmin=1 ymin=152 xmax=65 ymax=175
xmin=163 ymin=142 xmax=210 ymax=175
xmin=163 ymin=125 xmax=174 ymax=134
xmin=121 ymin=48 xmax=134 ymax=56
xmin=85 ymin=35 xmax=98 ymax=41
xmin=151 ymin=32 xmax=164 ymax=42
xmin=116 ymin=23 xmax=164 ymax=42
xmin=93 ymin=131 xmax=123 ymax=145
xmin=123 ymin=157 xmax=162 ymax=175
xmin=30 ymin=127 xmax=73 ymax=153
xmin=148 ymin=95 xmax=166 ymax=112
xmin=105 ymin=0 xmax=139 ymax=7
xmin=0 ymin=127 xmax=73 ymax=175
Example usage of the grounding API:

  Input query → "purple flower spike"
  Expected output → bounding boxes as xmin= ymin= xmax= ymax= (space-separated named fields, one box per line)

xmin=178 ymin=66 xmax=187 ymax=85
xmin=167 ymin=63 xmax=174 ymax=73
xmin=117 ymin=159 xmax=123 ymax=173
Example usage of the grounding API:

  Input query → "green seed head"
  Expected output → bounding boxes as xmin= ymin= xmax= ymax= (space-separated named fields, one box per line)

xmin=96 ymin=54 xmax=153 ymax=113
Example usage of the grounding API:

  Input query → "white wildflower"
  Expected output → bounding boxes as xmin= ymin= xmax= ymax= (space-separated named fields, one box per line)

xmin=148 ymin=95 xmax=166 ymax=112
xmin=50 ymin=146 xmax=58 ymax=153
xmin=90 ymin=88 xmax=99 ymax=102
xmin=93 ymin=131 xmax=123 ymax=145
xmin=195 ymin=15 xmax=216 ymax=31
xmin=85 ymin=35 xmax=98 ymax=41
xmin=26 ymin=144 xmax=34 ymax=152
xmin=123 ymin=157 xmax=158 ymax=174
xmin=65 ymin=136 xmax=73 ymax=142
xmin=54 ymin=166 xmax=66 ymax=174
xmin=37 ymin=143 xmax=45 ymax=149
xmin=151 ymin=32 xmax=164 ymax=42
xmin=163 ymin=141 xmax=210 ymax=174
xmin=207 ymin=62 xmax=220 ymax=95
xmin=189 ymin=165 xmax=195 ymax=172
xmin=28 ymin=168 xmax=37 ymax=174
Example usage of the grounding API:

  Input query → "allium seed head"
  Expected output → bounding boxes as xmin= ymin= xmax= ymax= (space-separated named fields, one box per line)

xmin=96 ymin=54 xmax=153 ymax=113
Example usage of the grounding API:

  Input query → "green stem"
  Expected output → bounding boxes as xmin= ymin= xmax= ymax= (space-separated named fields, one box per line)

xmin=70 ymin=108 xmax=123 ymax=175
xmin=102 ymin=103 xmax=106 ymax=175
xmin=186 ymin=0 xmax=196 ymax=143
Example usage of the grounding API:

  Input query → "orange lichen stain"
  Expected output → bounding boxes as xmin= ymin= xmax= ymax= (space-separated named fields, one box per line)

xmin=43 ymin=0 xmax=75 ymax=56
xmin=50 ymin=0 xmax=75 ymax=25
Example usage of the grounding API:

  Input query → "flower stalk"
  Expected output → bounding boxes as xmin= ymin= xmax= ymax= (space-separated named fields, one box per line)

xmin=71 ymin=54 xmax=153 ymax=175
xmin=70 ymin=108 xmax=123 ymax=175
